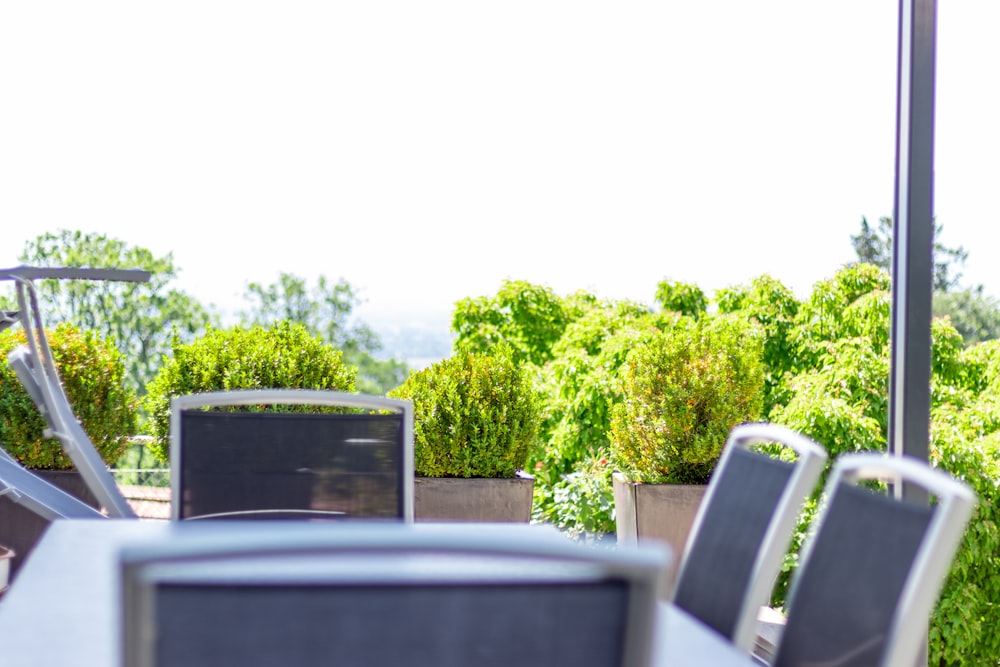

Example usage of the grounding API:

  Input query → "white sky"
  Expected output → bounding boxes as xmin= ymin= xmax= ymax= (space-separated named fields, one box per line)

xmin=2 ymin=2 xmax=997 ymax=328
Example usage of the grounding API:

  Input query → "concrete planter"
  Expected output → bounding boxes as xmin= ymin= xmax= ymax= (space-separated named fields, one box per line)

xmin=612 ymin=472 xmax=707 ymax=558
xmin=0 ymin=470 xmax=101 ymax=580
xmin=414 ymin=472 xmax=534 ymax=523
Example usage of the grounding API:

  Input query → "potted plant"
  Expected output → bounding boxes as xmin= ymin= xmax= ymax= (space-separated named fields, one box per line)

xmin=609 ymin=315 xmax=765 ymax=555
xmin=389 ymin=344 xmax=541 ymax=522
xmin=0 ymin=322 xmax=136 ymax=576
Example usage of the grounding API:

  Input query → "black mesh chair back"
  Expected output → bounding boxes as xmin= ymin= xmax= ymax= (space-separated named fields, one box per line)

xmin=773 ymin=454 xmax=976 ymax=667
xmin=120 ymin=523 xmax=671 ymax=667
xmin=670 ymin=423 xmax=826 ymax=653
xmin=171 ymin=390 xmax=414 ymax=521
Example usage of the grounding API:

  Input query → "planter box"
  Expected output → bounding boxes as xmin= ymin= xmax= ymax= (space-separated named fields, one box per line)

xmin=0 ymin=470 xmax=101 ymax=581
xmin=414 ymin=473 xmax=534 ymax=523
xmin=613 ymin=472 xmax=707 ymax=558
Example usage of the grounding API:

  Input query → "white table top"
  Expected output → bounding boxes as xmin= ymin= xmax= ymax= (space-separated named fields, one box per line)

xmin=0 ymin=520 xmax=757 ymax=667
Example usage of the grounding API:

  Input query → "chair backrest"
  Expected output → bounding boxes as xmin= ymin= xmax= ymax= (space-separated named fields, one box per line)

xmin=1 ymin=266 xmax=150 ymax=519
xmin=170 ymin=390 xmax=415 ymax=522
xmin=773 ymin=453 xmax=977 ymax=667
xmin=670 ymin=422 xmax=827 ymax=653
xmin=120 ymin=523 xmax=671 ymax=667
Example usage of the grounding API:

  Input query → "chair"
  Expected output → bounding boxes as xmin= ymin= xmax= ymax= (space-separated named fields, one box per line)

xmin=1 ymin=266 xmax=150 ymax=518
xmin=0 ymin=447 xmax=104 ymax=521
xmin=120 ymin=522 xmax=671 ymax=667
xmin=0 ymin=310 xmax=17 ymax=332
xmin=170 ymin=389 xmax=415 ymax=521
xmin=669 ymin=422 xmax=827 ymax=654
xmin=771 ymin=453 xmax=977 ymax=667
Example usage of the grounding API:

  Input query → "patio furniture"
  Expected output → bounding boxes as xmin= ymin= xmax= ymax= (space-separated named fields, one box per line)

xmin=120 ymin=522 xmax=669 ymax=667
xmin=170 ymin=390 xmax=414 ymax=521
xmin=1 ymin=266 xmax=150 ymax=518
xmin=771 ymin=452 xmax=976 ymax=667
xmin=0 ymin=521 xmax=714 ymax=667
xmin=0 ymin=310 xmax=18 ymax=332
xmin=0 ymin=447 xmax=104 ymax=521
xmin=669 ymin=422 xmax=827 ymax=654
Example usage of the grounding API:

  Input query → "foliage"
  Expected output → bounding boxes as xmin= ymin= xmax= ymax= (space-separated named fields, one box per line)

xmin=537 ymin=449 xmax=617 ymax=538
xmin=934 ymin=286 xmax=1000 ymax=345
xmin=764 ymin=299 xmax=1000 ymax=664
xmin=788 ymin=263 xmax=891 ymax=376
xmin=17 ymin=229 xmax=214 ymax=393
xmin=716 ymin=275 xmax=800 ymax=415
xmin=142 ymin=321 xmax=356 ymax=461
xmin=536 ymin=302 xmax=665 ymax=456
xmin=764 ymin=273 xmax=906 ymax=606
xmin=388 ymin=344 xmax=540 ymax=478
xmin=451 ymin=280 xmax=573 ymax=367
xmin=350 ymin=353 xmax=410 ymax=396
xmin=531 ymin=301 xmax=670 ymax=534
xmin=770 ymin=370 xmax=887 ymax=457
xmin=609 ymin=315 xmax=766 ymax=484
xmin=0 ymin=323 xmax=136 ymax=469
xmin=926 ymin=415 xmax=1000 ymax=666
xmin=654 ymin=280 xmax=707 ymax=318
xmin=849 ymin=212 xmax=1000 ymax=349
xmin=850 ymin=215 xmax=969 ymax=292
xmin=953 ymin=339 xmax=1000 ymax=396
xmin=496 ymin=262 xmax=1000 ymax=661
xmin=432 ymin=259 xmax=1000 ymax=662
xmin=241 ymin=272 xmax=374 ymax=353
xmin=239 ymin=272 xmax=408 ymax=394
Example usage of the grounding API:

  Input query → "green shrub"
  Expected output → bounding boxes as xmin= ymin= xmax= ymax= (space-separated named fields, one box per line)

xmin=927 ymin=419 xmax=1000 ymax=666
xmin=0 ymin=323 xmax=137 ymax=469
xmin=539 ymin=448 xmax=617 ymax=537
xmin=531 ymin=304 xmax=674 ymax=535
xmin=609 ymin=315 xmax=766 ymax=484
xmin=143 ymin=321 xmax=356 ymax=461
xmin=388 ymin=344 xmax=540 ymax=478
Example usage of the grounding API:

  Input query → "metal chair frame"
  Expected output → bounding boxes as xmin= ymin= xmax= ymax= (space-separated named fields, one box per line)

xmin=671 ymin=422 xmax=827 ymax=653
xmin=776 ymin=452 xmax=977 ymax=667
xmin=0 ymin=266 xmax=150 ymax=518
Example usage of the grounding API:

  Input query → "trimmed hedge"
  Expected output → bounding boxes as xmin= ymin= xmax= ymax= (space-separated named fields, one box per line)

xmin=388 ymin=344 xmax=540 ymax=478
xmin=142 ymin=321 xmax=357 ymax=461
xmin=0 ymin=323 xmax=136 ymax=469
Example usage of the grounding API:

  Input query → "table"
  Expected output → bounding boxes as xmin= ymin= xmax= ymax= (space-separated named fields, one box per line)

xmin=0 ymin=520 xmax=757 ymax=667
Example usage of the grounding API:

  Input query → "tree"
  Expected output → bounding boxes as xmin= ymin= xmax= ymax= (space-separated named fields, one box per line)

xmin=933 ymin=287 xmax=1000 ymax=345
xmin=852 ymin=216 xmax=1000 ymax=344
xmin=451 ymin=280 xmax=573 ymax=367
xmin=850 ymin=215 xmax=968 ymax=292
xmin=239 ymin=272 xmax=407 ymax=394
xmin=16 ymin=230 xmax=214 ymax=393
xmin=654 ymin=280 xmax=708 ymax=318
xmin=716 ymin=275 xmax=800 ymax=415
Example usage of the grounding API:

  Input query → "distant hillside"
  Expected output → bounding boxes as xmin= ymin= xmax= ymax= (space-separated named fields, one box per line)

xmin=363 ymin=312 xmax=454 ymax=370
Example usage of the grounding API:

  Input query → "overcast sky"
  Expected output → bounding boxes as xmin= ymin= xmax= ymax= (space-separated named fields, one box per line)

xmin=2 ymin=1 xmax=997 ymax=327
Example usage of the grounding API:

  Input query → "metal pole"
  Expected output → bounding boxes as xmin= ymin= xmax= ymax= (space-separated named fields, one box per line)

xmin=890 ymin=0 xmax=936 ymax=489
xmin=890 ymin=1 xmax=936 ymax=663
